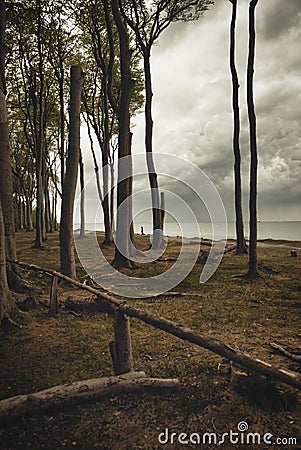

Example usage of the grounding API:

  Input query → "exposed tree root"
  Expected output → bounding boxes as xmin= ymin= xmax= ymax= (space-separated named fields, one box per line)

xmin=7 ymin=264 xmax=31 ymax=294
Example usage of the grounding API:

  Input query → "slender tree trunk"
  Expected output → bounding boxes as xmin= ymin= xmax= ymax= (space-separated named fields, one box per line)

xmin=79 ymin=148 xmax=86 ymax=239
xmin=144 ymin=51 xmax=162 ymax=250
xmin=59 ymin=66 xmax=65 ymax=189
xmin=0 ymin=1 xmax=16 ymax=261
xmin=229 ymin=0 xmax=247 ymax=255
xmin=245 ymin=0 xmax=259 ymax=279
xmin=19 ymin=198 xmax=24 ymax=230
xmin=41 ymin=154 xmax=47 ymax=239
xmin=112 ymin=0 xmax=134 ymax=269
xmin=34 ymin=159 xmax=44 ymax=247
xmin=0 ymin=91 xmax=16 ymax=260
xmin=44 ymin=175 xmax=51 ymax=233
xmin=0 ymin=201 xmax=16 ymax=325
xmin=23 ymin=198 xmax=27 ymax=229
xmin=110 ymin=159 xmax=115 ymax=231
xmin=26 ymin=200 xmax=33 ymax=232
xmin=0 ymin=0 xmax=29 ymax=294
xmin=102 ymin=77 xmax=113 ymax=246
xmin=33 ymin=0 xmax=45 ymax=248
xmin=160 ymin=191 xmax=165 ymax=233
xmin=60 ymin=66 xmax=84 ymax=278
xmin=52 ymin=189 xmax=57 ymax=231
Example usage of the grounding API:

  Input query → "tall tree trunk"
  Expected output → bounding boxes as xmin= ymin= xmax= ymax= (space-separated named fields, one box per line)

xmin=111 ymin=0 xmax=134 ymax=269
xmin=34 ymin=163 xmax=44 ymax=247
xmin=44 ymin=175 xmax=52 ymax=233
xmin=59 ymin=63 xmax=65 ymax=189
xmin=246 ymin=0 xmax=259 ymax=279
xmin=60 ymin=65 xmax=84 ymax=278
xmin=0 ymin=201 xmax=16 ymax=325
xmin=229 ymin=0 xmax=247 ymax=255
xmin=0 ymin=90 xmax=16 ymax=260
xmin=26 ymin=200 xmax=33 ymax=232
xmin=110 ymin=158 xmax=115 ymax=231
xmin=19 ymin=198 xmax=24 ymax=230
xmin=0 ymin=0 xmax=16 ymax=261
xmin=52 ymin=189 xmax=57 ymax=231
xmin=79 ymin=148 xmax=86 ymax=239
xmin=0 ymin=0 xmax=29 ymax=294
xmin=0 ymin=0 xmax=18 ymax=316
xmin=102 ymin=76 xmax=113 ymax=246
xmin=33 ymin=0 xmax=45 ymax=248
xmin=143 ymin=50 xmax=162 ymax=250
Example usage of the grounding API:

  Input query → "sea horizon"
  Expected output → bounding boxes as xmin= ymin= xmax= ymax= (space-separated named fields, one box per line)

xmin=74 ymin=220 xmax=301 ymax=242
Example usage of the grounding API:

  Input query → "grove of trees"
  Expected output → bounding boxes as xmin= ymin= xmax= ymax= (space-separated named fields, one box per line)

xmin=0 ymin=0 xmax=262 ymax=325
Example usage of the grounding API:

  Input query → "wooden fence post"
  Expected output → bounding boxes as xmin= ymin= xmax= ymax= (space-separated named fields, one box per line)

xmin=49 ymin=276 xmax=58 ymax=316
xmin=109 ymin=309 xmax=133 ymax=375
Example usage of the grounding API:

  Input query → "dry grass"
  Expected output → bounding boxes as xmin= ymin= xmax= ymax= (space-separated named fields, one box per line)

xmin=0 ymin=230 xmax=300 ymax=449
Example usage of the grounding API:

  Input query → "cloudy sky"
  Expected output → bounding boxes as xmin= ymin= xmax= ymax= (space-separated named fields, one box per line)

xmin=80 ymin=0 xmax=301 ymax=225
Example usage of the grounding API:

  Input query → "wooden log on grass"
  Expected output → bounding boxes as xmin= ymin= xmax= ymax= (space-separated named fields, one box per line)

xmin=0 ymin=373 xmax=179 ymax=424
xmin=66 ymin=296 xmax=301 ymax=390
xmin=9 ymin=260 xmax=301 ymax=390
xmin=116 ymin=302 xmax=301 ymax=390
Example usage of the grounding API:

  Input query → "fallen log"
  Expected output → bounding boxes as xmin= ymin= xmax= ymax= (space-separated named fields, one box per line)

xmin=10 ymin=260 xmax=301 ymax=390
xmin=270 ymin=342 xmax=301 ymax=362
xmin=115 ymin=302 xmax=301 ymax=390
xmin=66 ymin=299 xmax=301 ymax=390
xmin=0 ymin=372 xmax=179 ymax=424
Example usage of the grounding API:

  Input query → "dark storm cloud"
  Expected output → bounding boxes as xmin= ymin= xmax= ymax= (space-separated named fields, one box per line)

xmin=81 ymin=1 xmax=301 ymax=223
xmin=258 ymin=0 xmax=301 ymax=40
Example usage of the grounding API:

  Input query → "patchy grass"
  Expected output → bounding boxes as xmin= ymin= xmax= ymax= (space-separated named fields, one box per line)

xmin=0 ymin=230 xmax=300 ymax=449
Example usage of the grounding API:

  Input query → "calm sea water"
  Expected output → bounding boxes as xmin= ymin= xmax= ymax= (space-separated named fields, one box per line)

xmin=75 ymin=221 xmax=301 ymax=241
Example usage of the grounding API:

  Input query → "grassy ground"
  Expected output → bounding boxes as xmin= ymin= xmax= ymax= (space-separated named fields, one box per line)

xmin=0 ymin=230 xmax=301 ymax=449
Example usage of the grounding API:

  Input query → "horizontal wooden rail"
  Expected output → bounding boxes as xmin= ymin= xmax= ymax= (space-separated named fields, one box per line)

xmin=10 ymin=259 xmax=301 ymax=390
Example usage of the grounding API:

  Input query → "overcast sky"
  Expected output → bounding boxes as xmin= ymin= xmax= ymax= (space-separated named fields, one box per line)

xmin=80 ymin=0 xmax=301 ymax=225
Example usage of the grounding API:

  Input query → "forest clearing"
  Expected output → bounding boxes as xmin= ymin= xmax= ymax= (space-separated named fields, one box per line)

xmin=0 ymin=231 xmax=300 ymax=448
xmin=1 ymin=0 xmax=301 ymax=448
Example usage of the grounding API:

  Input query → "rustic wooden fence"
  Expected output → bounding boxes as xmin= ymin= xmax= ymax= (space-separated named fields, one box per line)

xmin=1 ymin=259 xmax=300 ymax=422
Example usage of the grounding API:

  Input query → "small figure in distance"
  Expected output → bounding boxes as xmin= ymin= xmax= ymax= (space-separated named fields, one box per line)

xmin=141 ymin=226 xmax=145 ymax=235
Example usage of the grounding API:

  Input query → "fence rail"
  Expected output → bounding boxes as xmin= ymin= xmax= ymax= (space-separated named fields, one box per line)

xmin=9 ymin=259 xmax=301 ymax=390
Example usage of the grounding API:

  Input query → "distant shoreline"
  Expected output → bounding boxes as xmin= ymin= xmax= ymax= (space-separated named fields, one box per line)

xmin=73 ymin=229 xmax=301 ymax=248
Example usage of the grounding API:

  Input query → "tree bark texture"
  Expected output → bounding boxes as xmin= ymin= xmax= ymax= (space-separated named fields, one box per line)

xmin=229 ymin=0 xmax=247 ymax=255
xmin=60 ymin=65 xmax=84 ymax=278
xmin=246 ymin=0 xmax=259 ymax=278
